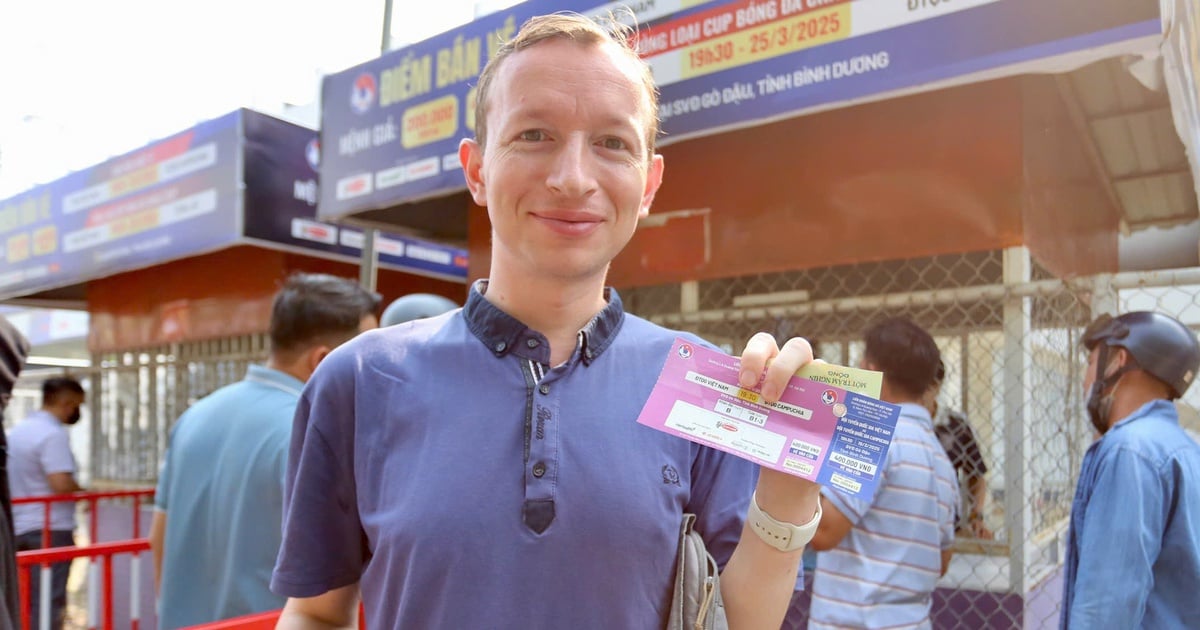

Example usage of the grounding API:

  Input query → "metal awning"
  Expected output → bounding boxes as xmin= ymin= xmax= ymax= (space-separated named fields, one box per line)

xmin=1060 ymin=56 xmax=1198 ymax=231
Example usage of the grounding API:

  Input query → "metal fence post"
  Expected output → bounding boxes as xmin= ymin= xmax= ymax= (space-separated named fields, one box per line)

xmin=1002 ymin=246 xmax=1033 ymax=594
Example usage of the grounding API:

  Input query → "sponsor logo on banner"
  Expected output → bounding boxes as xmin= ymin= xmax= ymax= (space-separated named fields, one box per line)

xmin=305 ymin=139 xmax=321 ymax=171
xmin=291 ymin=219 xmax=338 ymax=245
xmin=336 ymin=173 xmax=373 ymax=200
xmin=351 ymin=73 xmax=377 ymax=115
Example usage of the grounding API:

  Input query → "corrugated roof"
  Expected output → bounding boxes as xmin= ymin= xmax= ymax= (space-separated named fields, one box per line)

xmin=1062 ymin=57 xmax=1198 ymax=230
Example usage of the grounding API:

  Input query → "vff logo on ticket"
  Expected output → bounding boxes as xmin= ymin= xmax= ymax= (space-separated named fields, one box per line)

xmin=636 ymin=338 xmax=903 ymax=501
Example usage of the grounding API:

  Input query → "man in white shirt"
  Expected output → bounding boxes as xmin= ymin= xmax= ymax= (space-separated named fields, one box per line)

xmin=8 ymin=376 xmax=85 ymax=630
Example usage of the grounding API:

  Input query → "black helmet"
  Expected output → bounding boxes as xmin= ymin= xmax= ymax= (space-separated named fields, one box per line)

xmin=381 ymin=293 xmax=459 ymax=327
xmin=1082 ymin=311 xmax=1200 ymax=399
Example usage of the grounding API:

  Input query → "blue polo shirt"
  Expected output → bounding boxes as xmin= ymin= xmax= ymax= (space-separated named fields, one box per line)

xmin=1061 ymin=399 xmax=1200 ymax=629
xmin=155 ymin=365 xmax=303 ymax=629
xmin=271 ymin=282 xmax=755 ymax=629
xmin=810 ymin=403 xmax=958 ymax=630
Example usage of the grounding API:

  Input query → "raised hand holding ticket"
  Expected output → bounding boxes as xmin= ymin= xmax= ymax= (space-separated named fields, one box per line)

xmin=637 ymin=338 xmax=902 ymax=501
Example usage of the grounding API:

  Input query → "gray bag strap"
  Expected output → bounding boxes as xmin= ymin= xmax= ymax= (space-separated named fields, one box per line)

xmin=668 ymin=513 xmax=728 ymax=630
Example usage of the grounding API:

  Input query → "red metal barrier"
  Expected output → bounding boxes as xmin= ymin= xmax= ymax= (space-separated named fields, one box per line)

xmin=12 ymin=488 xmax=155 ymax=548
xmin=17 ymin=538 xmax=150 ymax=630
xmin=185 ymin=604 xmax=368 ymax=629
xmin=184 ymin=610 xmax=280 ymax=629
xmin=12 ymin=489 xmax=155 ymax=630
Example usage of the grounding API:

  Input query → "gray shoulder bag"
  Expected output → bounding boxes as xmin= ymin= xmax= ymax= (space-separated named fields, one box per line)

xmin=668 ymin=513 xmax=729 ymax=630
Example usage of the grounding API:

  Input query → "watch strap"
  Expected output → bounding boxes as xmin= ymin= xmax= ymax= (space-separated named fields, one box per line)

xmin=747 ymin=491 xmax=822 ymax=553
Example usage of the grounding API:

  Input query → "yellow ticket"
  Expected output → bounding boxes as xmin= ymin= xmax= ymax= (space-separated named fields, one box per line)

xmin=797 ymin=362 xmax=882 ymax=399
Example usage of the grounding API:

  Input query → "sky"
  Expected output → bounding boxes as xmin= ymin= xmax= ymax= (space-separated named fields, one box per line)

xmin=0 ymin=0 xmax=519 ymax=198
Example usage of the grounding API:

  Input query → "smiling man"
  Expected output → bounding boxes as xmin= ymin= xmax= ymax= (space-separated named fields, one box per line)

xmin=273 ymin=12 xmax=822 ymax=630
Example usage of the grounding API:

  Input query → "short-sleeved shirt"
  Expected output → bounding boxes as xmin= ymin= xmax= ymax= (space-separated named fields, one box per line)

xmin=154 ymin=365 xmax=301 ymax=629
xmin=1061 ymin=399 xmax=1200 ymax=629
xmin=8 ymin=411 xmax=77 ymax=534
xmin=810 ymin=403 xmax=958 ymax=630
xmin=271 ymin=283 xmax=756 ymax=629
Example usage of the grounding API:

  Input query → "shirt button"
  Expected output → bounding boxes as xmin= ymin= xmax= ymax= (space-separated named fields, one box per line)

xmin=539 ymin=384 xmax=550 ymax=395
xmin=532 ymin=462 xmax=547 ymax=478
xmin=584 ymin=348 xmax=594 ymax=359
xmin=526 ymin=338 xmax=540 ymax=348
xmin=494 ymin=341 xmax=507 ymax=353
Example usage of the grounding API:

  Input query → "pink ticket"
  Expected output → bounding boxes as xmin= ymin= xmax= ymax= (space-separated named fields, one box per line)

xmin=636 ymin=338 xmax=902 ymax=500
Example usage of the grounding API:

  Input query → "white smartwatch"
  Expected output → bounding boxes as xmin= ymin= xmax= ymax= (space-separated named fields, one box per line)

xmin=747 ymin=492 xmax=822 ymax=553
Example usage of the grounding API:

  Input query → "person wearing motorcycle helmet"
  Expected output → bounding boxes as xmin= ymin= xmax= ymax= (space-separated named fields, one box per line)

xmin=380 ymin=293 xmax=459 ymax=327
xmin=1061 ymin=311 xmax=1200 ymax=629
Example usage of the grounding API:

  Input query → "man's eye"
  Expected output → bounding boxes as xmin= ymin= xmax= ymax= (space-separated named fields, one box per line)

xmin=599 ymin=137 xmax=628 ymax=151
xmin=518 ymin=130 xmax=546 ymax=141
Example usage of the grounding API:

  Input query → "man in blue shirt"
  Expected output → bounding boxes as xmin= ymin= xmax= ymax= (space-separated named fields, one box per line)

xmin=1062 ymin=311 xmax=1200 ymax=628
xmin=807 ymin=318 xmax=958 ymax=629
xmin=273 ymin=13 xmax=824 ymax=630
xmin=148 ymin=273 xmax=378 ymax=629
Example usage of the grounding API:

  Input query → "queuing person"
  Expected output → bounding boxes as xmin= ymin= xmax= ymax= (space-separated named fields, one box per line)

xmin=149 ymin=273 xmax=378 ymax=629
xmin=808 ymin=318 xmax=958 ymax=629
xmin=1061 ymin=311 xmax=1200 ymax=628
xmin=379 ymin=293 xmax=458 ymax=328
xmin=8 ymin=376 xmax=86 ymax=630
xmin=272 ymin=13 xmax=822 ymax=629
xmin=0 ymin=315 xmax=30 ymax=627
xmin=925 ymin=359 xmax=992 ymax=538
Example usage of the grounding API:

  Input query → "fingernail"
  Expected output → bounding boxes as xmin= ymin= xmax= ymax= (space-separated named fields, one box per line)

xmin=762 ymin=384 xmax=779 ymax=402
xmin=739 ymin=369 xmax=755 ymax=388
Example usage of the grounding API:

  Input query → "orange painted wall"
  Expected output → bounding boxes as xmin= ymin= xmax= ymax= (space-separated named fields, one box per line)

xmin=1020 ymin=75 xmax=1119 ymax=276
xmin=87 ymin=245 xmax=465 ymax=352
xmin=612 ymin=79 xmax=1027 ymax=287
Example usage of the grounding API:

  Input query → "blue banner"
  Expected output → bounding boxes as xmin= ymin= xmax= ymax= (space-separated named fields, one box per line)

xmin=240 ymin=110 xmax=468 ymax=280
xmin=0 ymin=109 xmax=469 ymax=301
xmin=317 ymin=0 xmax=1160 ymax=222
xmin=0 ymin=112 xmax=243 ymax=300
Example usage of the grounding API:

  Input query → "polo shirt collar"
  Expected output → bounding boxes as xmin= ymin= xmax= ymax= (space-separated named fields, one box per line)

xmin=1109 ymin=398 xmax=1176 ymax=434
xmin=243 ymin=364 xmax=305 ymax=397
xmin=897 ymin=401 xmax=935 ymax=429
xmin=463 ymin=280 xmax=625 ymax=366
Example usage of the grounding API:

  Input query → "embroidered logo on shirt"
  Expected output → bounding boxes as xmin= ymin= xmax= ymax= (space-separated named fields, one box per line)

xmin=662 ymin=465 xmax=681 ymax=486
xmin=535 ymin=406 xmax=550 ymax=440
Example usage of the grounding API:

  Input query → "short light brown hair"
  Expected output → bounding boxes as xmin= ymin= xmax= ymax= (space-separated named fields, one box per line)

xmin=473 ymin=12 xmax=659 ymax=159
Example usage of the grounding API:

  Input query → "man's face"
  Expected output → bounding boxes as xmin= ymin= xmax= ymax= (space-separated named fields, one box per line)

xmin=461 ymin=39 xmax=664 ymax=284
xmin=60 ymin=392 xmax=85 ymax=425
xmin=1083 ymin=347 xmax=1099 ymax=392
xmin=1084 ymin=346 xmax=1127 ymax=393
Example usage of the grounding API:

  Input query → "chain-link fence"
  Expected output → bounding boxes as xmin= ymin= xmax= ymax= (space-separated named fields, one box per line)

xmin=623 ymin=248 xmax=1200 ymax=629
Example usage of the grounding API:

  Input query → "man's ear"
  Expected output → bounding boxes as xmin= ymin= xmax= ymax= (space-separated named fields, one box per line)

xmin=1109 ymin=347 xmax=1137 ymax=377
xmin=307 ymin=345 xmax=332 ymax=375
xmin=638 ymin=154 xmax=664 ymax=219
xmin=460 ymin=139 xmax=487 ymax=206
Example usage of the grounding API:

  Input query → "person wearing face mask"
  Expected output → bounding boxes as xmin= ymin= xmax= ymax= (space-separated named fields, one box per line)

xmin=7 ymin=376 xmax=86 ymax=630
xmin=1062 ymin=311 xmax=1200 ymax=629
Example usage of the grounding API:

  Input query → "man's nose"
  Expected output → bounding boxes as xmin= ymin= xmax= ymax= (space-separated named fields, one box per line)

xmin=545 ymin=137 xmax=597 ymax=197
